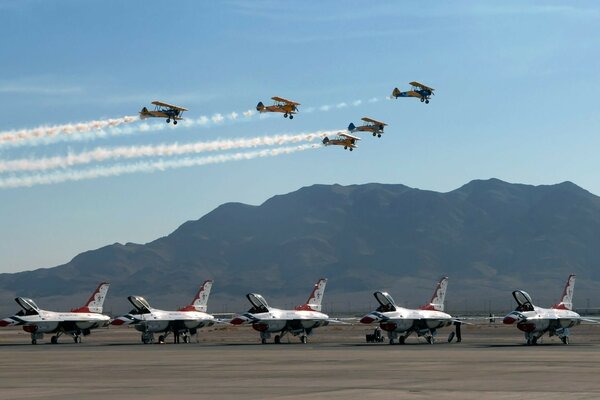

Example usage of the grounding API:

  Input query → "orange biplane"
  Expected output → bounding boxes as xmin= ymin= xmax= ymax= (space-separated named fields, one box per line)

xmin=348 ymin=117 xmax=387 ymax=138
xmin=391 ymin=81 xmax=435 ymax=104
xmin=256 ymin=96 xmax=300 ymax=119
xmin=139 ymin=101 xmax=188 ymax=125
xmin=322 ymin=132 xmax=360 ymax=151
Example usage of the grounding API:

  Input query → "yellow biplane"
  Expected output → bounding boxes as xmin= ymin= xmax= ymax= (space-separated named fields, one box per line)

xmin=391 ymin=81 xmax=435 ymax=104
xmin=256 ymin=96 xmax=300 ymax=119
xmin=322 ymin=132 xmax=360 ymax=151
xmin=139 ymin=101 xmax=188 ymax=125
xmin=348 ymin=117 xmax=387 ymax=138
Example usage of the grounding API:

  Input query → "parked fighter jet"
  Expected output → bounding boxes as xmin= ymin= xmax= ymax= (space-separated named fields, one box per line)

xmin=0 ymin=282 xmax=110 ymax=344
xmin=111 ymin=280 xmax=215 ymax=344
xmin=360 ymin=277 xmax=461 ymax=344
xmin=230 ymin=278 xmax=332 ymax=344
xmin=503 ymin=274 xmax=589 ymax=345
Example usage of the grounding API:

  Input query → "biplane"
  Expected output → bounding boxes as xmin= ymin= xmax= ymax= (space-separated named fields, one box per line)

xmin=348 ymin=117 xmax=387 ymax=138
xmin=322 ymin=132 xmax=360 ymax=151
xmin=139 ymin=101 xmax=188 ymax=124
xmin=256 ymin=96 xmax=300 ymax=119
xmin=391 ymin=82 xmax=435 ymax=104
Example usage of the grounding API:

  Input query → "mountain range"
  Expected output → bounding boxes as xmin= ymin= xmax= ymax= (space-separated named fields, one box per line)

xmin=2 ymin=178 xmax=600 ymax=316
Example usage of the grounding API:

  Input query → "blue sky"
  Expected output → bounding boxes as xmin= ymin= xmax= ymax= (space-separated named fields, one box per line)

xmin=0 ymin=0 xmax=599 ymax=273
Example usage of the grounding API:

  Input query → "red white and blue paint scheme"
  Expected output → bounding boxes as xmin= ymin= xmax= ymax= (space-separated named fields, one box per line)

xmin=503 ymin=274 xmax=584 ymax=345
xmin=111 ymin=280 xmax=215 ymax=344
xmin=230 ymin=278 xmax=331 ymax=344
xmin=0 ymin=282 xmax=110 ymax=344
xmin=360 ymin=277 xmax=460 ymax=344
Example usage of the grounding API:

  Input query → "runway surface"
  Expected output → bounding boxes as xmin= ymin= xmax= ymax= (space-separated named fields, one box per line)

xmin=1 ymin=324 xmax=599 ymax=399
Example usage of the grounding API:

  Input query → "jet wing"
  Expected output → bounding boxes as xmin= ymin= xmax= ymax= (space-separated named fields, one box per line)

xmin=151 ymin=100 xmax=189 ymax=111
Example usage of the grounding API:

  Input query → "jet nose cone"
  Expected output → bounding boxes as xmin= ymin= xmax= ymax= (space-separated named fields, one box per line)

xmin=503 ymin=315 xmax=517 ymax=325
xmin=110 ymin=318 xmax=127 ymax=326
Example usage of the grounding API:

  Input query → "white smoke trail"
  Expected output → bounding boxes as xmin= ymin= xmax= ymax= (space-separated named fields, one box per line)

xmin=0 ymin=109 xmax=259 ymax=149
xmin=0 ymin=144 xmax=319 ymax=189
xmin=0 ymin=131 xmax=338 ymax=173
xmin=0 ymin=116 xmax=139 ymax=146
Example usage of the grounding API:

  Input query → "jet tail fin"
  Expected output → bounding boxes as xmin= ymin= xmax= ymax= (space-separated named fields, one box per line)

xmin=419 ymin=277 xmax=448 ymax=311
xmin=552 ymin=274 xmax=576 ymax=310
xmin=72 ymin=282 xmax=110 ymax=313
xmin=296 ymin=278 xmax=327 ymax=312
xmin=179 ymin=280 xmax=213 ymax=312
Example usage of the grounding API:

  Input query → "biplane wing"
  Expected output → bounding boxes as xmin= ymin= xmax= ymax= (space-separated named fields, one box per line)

xmin=361 ymin=117 xmax=387 ymax=126
xmin=151 ymin=101 xmax=189 ymax=111
xmin=340 ymin=133 xmax=361 ymax=141
xmin=271 ymin=96 xmax=301 ymax=106
xmin=409 ymin=82 xmax=435 ymax=92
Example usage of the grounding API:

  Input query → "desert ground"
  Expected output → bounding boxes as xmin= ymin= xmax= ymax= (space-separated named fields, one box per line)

xmin=1 ymin=323 xmax=599 ymax=399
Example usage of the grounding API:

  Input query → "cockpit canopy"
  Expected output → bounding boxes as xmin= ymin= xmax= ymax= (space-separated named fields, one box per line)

xmin=512 ymin=290 xmax=534 ymax=312
xmin=247 ymin=293 xmax=269 ymax=313
xmin=374 ymin=291 xmax=397 ymax=312
xmin=15 ymin=297 xmax=40 ymax=315
xmin=127 ymin=296 xmax=152 ymax=314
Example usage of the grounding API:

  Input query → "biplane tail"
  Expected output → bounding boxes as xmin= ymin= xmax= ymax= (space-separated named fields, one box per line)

xmin=256 ymin=102 xmax=265 ymax=112
xmin=391 ymin=88 xmax=401 ymax=98
xmin=347 ymin=123 xmax=356 ymax=132
xmin=322 ymin=137 xmax=330 ymax=145
xmin=139 ymin=107 xmax=149 ymax=119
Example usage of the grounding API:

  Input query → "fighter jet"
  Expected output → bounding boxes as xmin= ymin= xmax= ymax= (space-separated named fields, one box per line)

xmin=360 ymin=277 xmax=462 ymax=344
xmin=111 ymin=280 xmax=215 ymax=344
xmin=230 ymin=278 xmax=333 ymax=344
xmin=503 ymin=274 xmax=589 ymax=345
xmin=0 ymin=282 xmax=110 ymax=344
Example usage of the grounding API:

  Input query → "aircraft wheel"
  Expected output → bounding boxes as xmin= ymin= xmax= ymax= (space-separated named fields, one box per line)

xmin=344 ymin=146 xmax=347 ymax=150
xmin=158 ymin=335 xmax=165 ymax=344
xmin=399 ymin=336 xmax=406 ymax=345
xmin=562 ymin=337 xmax=569 ymax=345
xmin=448 ymin=331 xmax=456 ymax=343
xmin=426 ymin=336 xmax=435 ymax=344
xmin=31 ymin=339 xmax=37 ymax=345
xmin=166 ymin=119 xmax=171 ymax=123
xmin=183 ymin=336 xmax=190 ymax=344
xmin=74 ymin=336 xmax=81 ymax=344
xmin=142 ymin=337 xmax=151 ymax=344
xmin=289 ymin=115 xmax=294 ymax=119
xmin=373 ymin=132 xmax=376 ymax=136
xmin=173 ymin=120 xmax=178 ymax=125
xmin=378 ymin=134 xmax=381 ymax=138
xmin=420 ymin=98 xmax=425 ymax=103
xmin=261 ymin=338 xmax=267 ymax=344
xmin=51 ymin=336 xmax=58 ymax=344
xmin=531 ymin=337 xmax=538 ymax=345
xmin=274 ymin=335 xmax=281 ymax=344
xmin=389 ymin=338 xmax=394 ymax=345
xmin=284 ymin=113 xmax=288 ymax=118
xmin=425 ymin=100 xmax=430 ymax=104
xmin=300 ymin=335 xmax=307 ymax=344
xmin=349 ymin=147 xmax=353 ymax=151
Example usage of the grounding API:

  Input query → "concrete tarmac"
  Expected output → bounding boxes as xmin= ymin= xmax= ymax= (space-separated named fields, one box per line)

xmin=1 ymin=324 xmax=599 ymax=399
